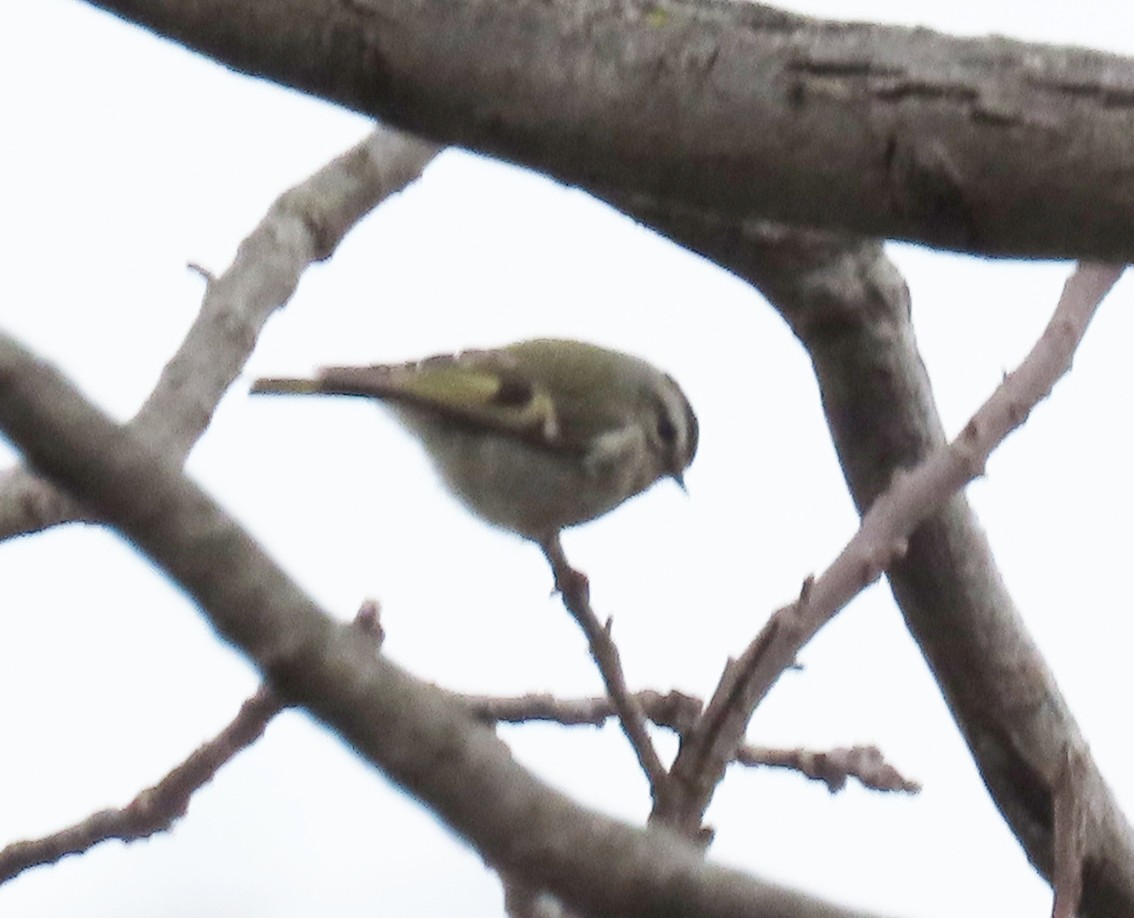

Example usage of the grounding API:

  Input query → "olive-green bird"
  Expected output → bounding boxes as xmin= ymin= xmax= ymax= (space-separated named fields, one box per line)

xmin=251 ymin=338 xmax=698 ymax=543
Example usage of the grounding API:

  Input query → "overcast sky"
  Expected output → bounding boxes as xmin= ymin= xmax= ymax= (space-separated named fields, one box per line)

xmin=3 ymin=2 xmax=1133 ymax=917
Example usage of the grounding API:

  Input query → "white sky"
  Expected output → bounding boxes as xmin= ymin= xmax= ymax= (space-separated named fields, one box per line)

xmin=2 ymin=2 xmax=1133 ymax=917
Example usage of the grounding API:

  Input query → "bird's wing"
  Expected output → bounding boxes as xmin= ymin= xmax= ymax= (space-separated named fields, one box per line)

xmin=312 ymin=351 xmax=563 ymax=447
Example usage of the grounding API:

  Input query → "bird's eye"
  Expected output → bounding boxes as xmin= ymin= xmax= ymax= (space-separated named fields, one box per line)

xmin=656 ymin=412 xmax=678 ymax=444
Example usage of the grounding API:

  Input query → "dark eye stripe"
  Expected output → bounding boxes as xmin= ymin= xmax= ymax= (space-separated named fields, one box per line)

xmin=657 ymin=411 xmax=678 ymax=444
xmin=492 ymin=373 xmax=535 ymax=407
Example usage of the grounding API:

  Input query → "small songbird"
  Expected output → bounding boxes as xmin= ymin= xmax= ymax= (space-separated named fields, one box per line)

xmin=251 ymin=338 xmax=698 ymax=543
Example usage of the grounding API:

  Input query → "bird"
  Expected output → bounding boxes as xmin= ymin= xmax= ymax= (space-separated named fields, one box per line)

xmin=251 ymin=338 xmax=698 ymax=544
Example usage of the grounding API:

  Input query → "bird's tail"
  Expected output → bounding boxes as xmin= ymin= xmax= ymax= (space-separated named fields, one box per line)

xmin=249 ymin=377 xmax=322 ymax=395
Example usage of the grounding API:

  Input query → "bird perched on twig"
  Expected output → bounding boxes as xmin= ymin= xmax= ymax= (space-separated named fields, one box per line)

xmin=251 ymin=338 xmax=698 ymax=545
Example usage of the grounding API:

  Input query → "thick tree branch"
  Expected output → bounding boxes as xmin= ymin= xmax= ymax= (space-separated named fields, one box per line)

xmin=780 ymin=259 xmax=1134 ymax=918
xmin=0 ymin=126 xmax=438 ymax=540
xmin=0 ymin=334 xmax=900 ymax=918
xmin=86 ymin=0 xmax=1134 ymax=259
xmin=608 ymin=190 xmax=1134 ymax=915
xmin=631 ymin=206 xmax=1134 ymax=914
xmin=652 ymin=264 xmax=1122 ymax=842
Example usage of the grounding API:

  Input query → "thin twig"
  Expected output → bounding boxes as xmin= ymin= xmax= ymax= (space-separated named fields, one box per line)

xmin=736 ymin=744 xmax=921 ymax=795
xmin=0 ymin=336 xmax=904 ymax=917
xmin=0 ymin=601 xmax=383 ymax=884
xmin=0 ymin=687 xmax=282 ymax=884
xmin=0 ymin=127 xmax=439 ymax=540
xmin=539 ymin=535 xmax=670 ymax=804
xmin=652 ymin=263 xmax=1124 ymax=836
xmin=468 ymin=689 xmax=918 ymax=794
xmin=466 ymin=688 xmax=702 ymax=733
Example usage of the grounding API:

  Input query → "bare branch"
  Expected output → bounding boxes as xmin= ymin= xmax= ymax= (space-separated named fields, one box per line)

xmin=466 ymin=689 xmax=702 ymax=734
xmin=736 ymin=745 xmax=921 ymax=795
xmin=622 ymin=196 xmax=1134 ymax=916
xmin=468 ymin=690 xmax=916 ymax=795
xmin=81 ymin=0 xmax=1134 ymax=260
xmin=500 ymin=874 xmax=572 ymax=918
xmin=653 ymin=265 xmax=1123 ymax=838
xmin=0 ymin=687 xmax=282 ymax=884
xmin=1051 ymin=746 xmax=1089 ymax=918
xmin=782 ymin=249 xmax=1134 ymax=918
xmin=539 ymin=536 xmax=670 ymax=807
xmin=0 ymin=600 xmax=385 ymax=885
xmin=0 ymin=334 xmax=903 ymax=918
xmin=0 ymin=127 xmax=439 ymax=540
